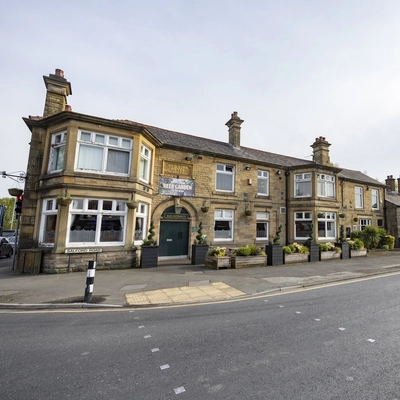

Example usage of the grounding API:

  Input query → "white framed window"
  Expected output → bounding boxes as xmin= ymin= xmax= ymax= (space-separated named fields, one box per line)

xmin=76 ymin=130 xmax=132 ymax=175
xmin=39 ymin=199 xmax=58 ymax=245
xmin=139 ymin=144 xmax=151 ymax=183
xmin=256 ymin=211 xmax=269 ymax=240
xmin=371 ymin=189 xmax=379 ymax=210
xmin=317 ymin=212 xmax=336 ymax=240
xmin=216 ymin=164 xmax=235 ymax=192
xmin=257 ymin=170 xmax=269 ymax=196
xmin=214 ymin=209 xmax=234 ymax=241
xmin=294 ymin=173 xmax=312 ymax=197
xmin=134 ymin=203 xmax=148 ymax=244
xmin=359 ymin=219 xmax=371 ymax=230
xmin=67 ymin=198 xmax=127 ymax=246
xmin=48 ymin=131 xmax=67 ymax=172
xmin=294 ymin=211 xmax=313 ymax=240
xmin=317 ymin=174 xmax=335 ymax=198
xmin=355 ymin=186 xmax=363 ymax=208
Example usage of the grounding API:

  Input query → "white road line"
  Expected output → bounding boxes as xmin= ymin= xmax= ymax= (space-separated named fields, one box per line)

xmin=138 ymin=325 xmax=145 ymax=328
xmin=295 ymin=311 xmax=301 ymax=314
xmin=160 ymin=364 xmax=170 ymax=370
xmin=144 ymin=335 xmax=151 ymax=339
xmin=151 ymin=348 xmax=160 ymax=352
xmin=367 ymin=339 xmax=376 ymax=342
xmin=339 ymin=327 xmax=346 ymax=331
xmin=315 ymin=319 xmax=321 ymax=321
xmin=174 ymin=387 xmax=186 ymax=394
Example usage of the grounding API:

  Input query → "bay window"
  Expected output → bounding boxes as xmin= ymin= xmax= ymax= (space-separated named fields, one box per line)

xmin=68 ymin=199 xmax=126 ymax=245
xmin=76 ymin=131 xmax=132 ymax=175
xmin=48 ymin=131 xmax=66 ymax=172
xmin=317 ymin=212 xmax=336 ymax=240
xmin=294 ymin=173 xmax=312 ymax=197
xmin=317 ymin=174 xmax=335 ymax=198
xmin=294 ymin=211 xmax=313 ymax=240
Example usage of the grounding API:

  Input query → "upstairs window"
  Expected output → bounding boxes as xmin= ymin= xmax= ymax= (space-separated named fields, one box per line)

xmin=76 ymin=131 xmax=132 ymax=175
xmin=317 ymin=174 xmax=335 ymax=198
xmin=257 ymin=170 xmax=269 ymax=196
xmin=139 ymin=144 xmax=151 ymax=183
xmin=371 ymin=189 xmax=379 ymax=210
xmin=355 ymin=186 xmax=363 ymax=208
xmin=216 ymin=164 xmax=235 ymax=192
xmin=294 ymin=173 xmax=312 ymax=197
xmin=48 ymin=131 xmax=67 ymax=172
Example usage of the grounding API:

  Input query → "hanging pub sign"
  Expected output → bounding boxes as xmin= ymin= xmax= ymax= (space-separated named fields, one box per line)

xmin=159 ymin=178 xmax=195 ymax=196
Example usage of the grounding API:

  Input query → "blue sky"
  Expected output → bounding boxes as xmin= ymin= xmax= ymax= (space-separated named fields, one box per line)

xmin=1 ymin=0 xmax=400 ymax=197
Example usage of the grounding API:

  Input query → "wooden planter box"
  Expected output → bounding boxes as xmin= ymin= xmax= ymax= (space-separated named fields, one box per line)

xmin=335 ymin=242 xmax=350 ymax=259
xmin=140 ymin=245 xmax=159 ymax=268
xmin=231 ymin=255 xmax=267 ymax=269
xmin=284 ymin=253 xmax=309 ymax=264
xmin=191 ymin=244 xmax=209 ymax=265
xmin=320 ymin=251 xmax=341 ymax=261
xmin=205 ymin=256 xmax=230 ymax=270
xmin=266 ymin=245 xmax=283 ymax=266
xmin=350 ymin=249 xmax=367 ymax=258
xmin=308 ymin=243 xmax=320 ymax=263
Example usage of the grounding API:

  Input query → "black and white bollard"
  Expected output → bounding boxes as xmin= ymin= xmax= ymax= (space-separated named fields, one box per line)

xmin=84 ymin=260 xmax=96 ymax=302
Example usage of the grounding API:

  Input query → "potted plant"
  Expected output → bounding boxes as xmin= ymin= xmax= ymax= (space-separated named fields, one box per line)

xmin=231 ymin=244 xmax=266 ymax=268
xmin=56 ymin=195 xmax=73 ymax=206
xmin=347 ymin=238 xmax=367 ymax=257
xmin=205 ymin=246 xmax=230 ymax=269
xmin=244 ymin=206 xmax=252 ymax=216
xmin=319 ymin=242 xmax=342 ymax=260
xmin=126 ymin=199 xmax=138 ymax=209
xmin=266 ymin=225 xmax=284 ymax=266
xmin=283 ymin=242 xmax=310 ymax=264
xmin=335 ymin=225 xmax=350 ymax=259
xmin=339 ymin=212 xmax=346 ymax=219
xmin=191 ymin=221 xmax=209 ymax=265
xmin=140 ymin=220 xmax=159 ymax=268
xmin=305 ymin=223 xmax=320 ymax=262
xmin=8 ymin=188 xmax=23 ymax=197
xmin=200 ymin=204 xmax=209 ymax=213
xmin=353 ymin=217 xmax=358 ymax=222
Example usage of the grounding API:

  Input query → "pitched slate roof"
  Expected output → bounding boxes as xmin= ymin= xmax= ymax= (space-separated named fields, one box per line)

xmin=338 ymin=168 xmax=384 ymax=186
xmin=386 ymin=191 xmax=400 ymax=206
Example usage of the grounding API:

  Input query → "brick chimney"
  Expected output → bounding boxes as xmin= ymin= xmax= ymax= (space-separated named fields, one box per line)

xmin=311 ymin=136 xmax=331 ymax=165
xmin=386 ymin=175 xmax=395 ymax=191
xmin=43 ymin=69 xmax=72 ymax=117
xmin=225 ymin=111 xmax=243 ymax=148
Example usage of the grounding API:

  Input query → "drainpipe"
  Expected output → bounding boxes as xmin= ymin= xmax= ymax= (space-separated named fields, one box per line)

xmin=285 ymin=170 xmax=290 ymax=245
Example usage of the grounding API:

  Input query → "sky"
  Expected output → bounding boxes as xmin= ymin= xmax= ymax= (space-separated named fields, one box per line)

xmin=1 ymin=0 xmax=400 ymax=198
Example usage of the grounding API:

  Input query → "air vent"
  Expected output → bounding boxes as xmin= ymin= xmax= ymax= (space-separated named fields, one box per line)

xmin=280 ymin=207 xmax=286 ymax=214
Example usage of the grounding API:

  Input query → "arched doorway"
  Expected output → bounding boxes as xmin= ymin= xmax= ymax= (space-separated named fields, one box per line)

xmin=159 ymin=206 xmax=190 ymax=260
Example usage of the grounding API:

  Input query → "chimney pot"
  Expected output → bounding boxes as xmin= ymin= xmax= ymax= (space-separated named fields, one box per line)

xmin=55 ymin=69 xmax=64 ymax=77
xmin=65 ymin=104 xmax=72 ymax=111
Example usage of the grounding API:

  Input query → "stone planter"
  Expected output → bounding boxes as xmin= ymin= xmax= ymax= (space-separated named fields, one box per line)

xmin=307 ymin=243 xmax=320 ymax=263
xmin=231 ymin=255 xmax=267 ymax=268
xmin=266 ymin=245 xmax=283 ymax=266
xmin=284 ymin=253 xmax=309 ymax=264
xmin=191 ymin=244 xmax=209 ymax=265
xmin=350 ymin=249 xmax=367 ymax=258
xmin=320 ymin=251 xmax=341 ymax=261
xmin=140 ymin=245 xmax=159 ymax=268
xmin=335 ymin=242 xmax=350 ymax=259
xmin=205 ymin=256 xmax=230 ymax=270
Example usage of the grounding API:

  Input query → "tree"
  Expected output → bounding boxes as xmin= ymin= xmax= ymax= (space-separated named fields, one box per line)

xmin=0 ymin=197 xmax=16 ymax=230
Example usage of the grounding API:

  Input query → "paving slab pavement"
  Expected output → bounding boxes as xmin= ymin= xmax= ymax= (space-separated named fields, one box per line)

xmin=0 ymin=250 xmax=400 ymax=309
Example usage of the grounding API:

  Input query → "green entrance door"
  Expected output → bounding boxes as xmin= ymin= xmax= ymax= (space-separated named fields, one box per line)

xmin=159 ymin=221 xmax=189 ymax=258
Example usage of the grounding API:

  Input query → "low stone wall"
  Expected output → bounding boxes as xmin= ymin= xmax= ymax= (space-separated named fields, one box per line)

xmin=20 ymin=249 xmax=138 ymax=274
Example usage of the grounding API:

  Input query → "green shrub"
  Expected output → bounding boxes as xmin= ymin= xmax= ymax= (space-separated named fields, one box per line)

xmin=319 ymin=242 xmax=340 ymax=252
xmin=283 ymin=246 xmax=292 ymax=254
xmin=347 ymin=238 xmax=365 ymax=250
xmin=379 ymin=234 xmax=395 ymax=249
xmin=359 ymin=226 xmax=382 ymax=250
xmin=236 ymin=245 xmax=266 ymax=256
xmin=207 ymin=247 xmax=226 ymax=257
xmin=236 ymin=246 xmax=252 ymax=256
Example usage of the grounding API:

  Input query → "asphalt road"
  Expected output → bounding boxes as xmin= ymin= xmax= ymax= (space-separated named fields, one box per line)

xmin=1 ymin=273 xmax=400 ymax=399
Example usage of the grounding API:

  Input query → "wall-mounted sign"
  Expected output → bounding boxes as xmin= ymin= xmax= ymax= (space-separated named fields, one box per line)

xmin=159 ymin=178 xmax=195 ymax=196
xmin=65 ymin=248 xmax=103 ymax=254
xmin=162 ymin=161 xmax=193 ymax=178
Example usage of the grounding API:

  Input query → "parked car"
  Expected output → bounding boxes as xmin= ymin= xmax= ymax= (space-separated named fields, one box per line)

xmin=7 ymin=235 xmax=16 ymax=251
xmin=0 ymin=237 xmax=13 ymax=258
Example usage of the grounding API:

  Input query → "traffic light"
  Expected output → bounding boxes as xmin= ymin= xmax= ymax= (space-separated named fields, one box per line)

xmin=15 ymin=195 xmax=23 ymax=214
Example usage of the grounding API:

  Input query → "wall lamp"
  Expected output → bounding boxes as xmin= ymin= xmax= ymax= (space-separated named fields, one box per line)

xmin=276 ymin=169 xmax=282 ymax=175
xmin=185 ymin=156 xmax=193 ymax=161
xmin=174 ymin=197 xmax=182 ymax=214
xmin=245 ymin=165 xmax=251 ymax=171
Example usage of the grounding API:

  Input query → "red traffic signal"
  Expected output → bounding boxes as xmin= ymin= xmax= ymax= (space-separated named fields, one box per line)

xmin=15 ymin=195 xmax=23 ymax=214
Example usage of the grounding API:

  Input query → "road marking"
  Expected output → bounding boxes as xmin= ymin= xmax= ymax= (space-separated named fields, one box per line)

xmin=279 ymin=305 xmax=284 ymax=308
xmin=151 ymin=348 xmax=159 ymax=352
xmin=295 ymin=311 xmax=301 ymax=314
xmin=160 ymin=364 xmax=170 ymax=370
xmin=339 ymin=328 xmax=346 ymax=331
xmin=315 ymin=319 xmax=321 ymax=321
xmin=174 ymin=386 xmax=186 ymax=394
xmin=367 ymin=339 xmax=376 ymax=342
xmin=144 ymin=335 xmax=151 ymax=339
xmin=138 ymin=325 xmax=145 ymax=328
